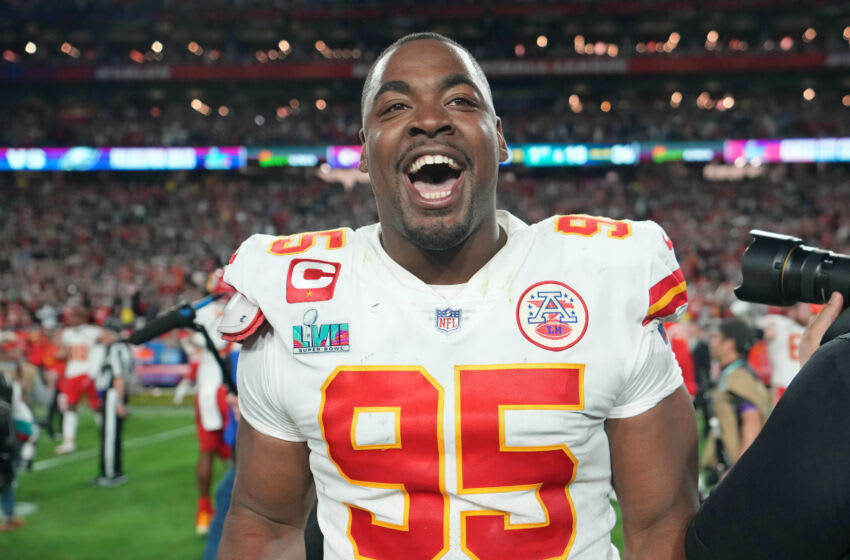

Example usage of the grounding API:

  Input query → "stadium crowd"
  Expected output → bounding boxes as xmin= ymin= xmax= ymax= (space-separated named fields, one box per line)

xmin=2 ymin=0 xmax=850 ymax=67
xmin=3 ymin=86 xmax=849 ymax=148
xmin=1 ymin=163 xmax=848 ymax=332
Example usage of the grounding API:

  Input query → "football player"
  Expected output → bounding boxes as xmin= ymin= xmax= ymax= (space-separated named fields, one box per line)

xmin=758 ymin=302 xmax=813 ymax=403
xmin=218 ymin=33 xmax=698 ymax=559
xmin=55 ymin=306 xmax=106 ymax=454
xmin=184 ymin=270 xmax=235 ymax=535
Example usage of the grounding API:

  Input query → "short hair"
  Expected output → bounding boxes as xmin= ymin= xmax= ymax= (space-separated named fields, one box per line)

xmin=360 ymin=32 xmax=494 ymax=124
xmin=718 ymin=317 xmax=755 ymax=357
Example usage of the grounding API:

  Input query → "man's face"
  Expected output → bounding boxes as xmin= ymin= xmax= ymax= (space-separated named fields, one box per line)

xmin=359 ymin=39 xmax=508 ymax=251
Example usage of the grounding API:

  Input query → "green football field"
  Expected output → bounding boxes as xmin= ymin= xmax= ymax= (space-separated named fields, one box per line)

xmin=3 ymin=399 xmax=625 ymax=559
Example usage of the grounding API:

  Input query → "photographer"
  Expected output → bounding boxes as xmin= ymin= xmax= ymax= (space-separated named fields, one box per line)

xmin=686 ymin=292 xmax=850 ymax=559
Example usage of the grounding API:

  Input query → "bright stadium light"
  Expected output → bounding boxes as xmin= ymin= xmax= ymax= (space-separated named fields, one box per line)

xmin=151 ymin=41 xmax=163 ymax=53
xmin=671 ymin=91 xmax=683 ymax=107
xmin=24 ymin=41 xmax=36 ymax=54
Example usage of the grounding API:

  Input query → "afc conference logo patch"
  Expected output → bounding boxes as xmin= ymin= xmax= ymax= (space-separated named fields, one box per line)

xmin=516 ymin=281 xmax=589 ymax=351
xmin=435 ymin=307 xmax=461 ymax=333
xmin=293 ymin=309 xmax=349 ymax=354
xmin=286 ymin=259 xmax=341 ymax=304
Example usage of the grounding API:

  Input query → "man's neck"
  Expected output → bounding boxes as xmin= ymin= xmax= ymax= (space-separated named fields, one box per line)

xmin=380 ymin=216 xmax=507 ymax=285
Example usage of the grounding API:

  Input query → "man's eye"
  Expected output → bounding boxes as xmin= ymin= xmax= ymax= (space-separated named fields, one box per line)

xmin=381 ymin=103 xmax=407 ymax=114
xmin=448 ymin=97 xmax=476 ymax=107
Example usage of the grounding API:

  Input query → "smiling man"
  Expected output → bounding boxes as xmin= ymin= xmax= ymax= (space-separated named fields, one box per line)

xmin=217 ymin=33 xmax=698 ymax=560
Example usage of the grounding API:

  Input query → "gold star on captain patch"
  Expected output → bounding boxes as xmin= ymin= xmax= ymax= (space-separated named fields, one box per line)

xmin=307 ymin=290 xmax=313 ymax=297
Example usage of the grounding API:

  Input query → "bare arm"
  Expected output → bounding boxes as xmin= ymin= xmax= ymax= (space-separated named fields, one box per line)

xmin=218 ymin=420 xmax=315 ymax=559
xmin=606 ymin=385 xmax=698 ymax=560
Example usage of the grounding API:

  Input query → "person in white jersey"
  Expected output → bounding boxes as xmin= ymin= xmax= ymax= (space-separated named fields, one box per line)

xmin=218 ymin=33 xmax=698 ymax=560
xmin=758 ymin=303 xmax=813 ymax=403
xmin=55 ymin=306 xmax=106 ymax=455
xmin=185 ymin=270 xmax=235 ymax=535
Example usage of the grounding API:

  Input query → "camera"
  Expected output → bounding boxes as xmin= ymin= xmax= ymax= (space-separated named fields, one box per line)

xmin=735 ymin=230 xmax=850 ymax=342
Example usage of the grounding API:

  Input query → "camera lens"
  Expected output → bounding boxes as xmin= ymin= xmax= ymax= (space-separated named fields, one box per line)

xmin=734 ymin=230 xmax=850 ymax=306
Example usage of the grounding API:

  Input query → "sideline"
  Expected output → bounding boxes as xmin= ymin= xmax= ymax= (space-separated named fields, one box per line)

xmin=32 ymin=424 xmax=195 ymax=472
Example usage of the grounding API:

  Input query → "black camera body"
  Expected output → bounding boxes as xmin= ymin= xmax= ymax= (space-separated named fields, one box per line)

xmin=735 ymin=230 xmax=850 ymax=343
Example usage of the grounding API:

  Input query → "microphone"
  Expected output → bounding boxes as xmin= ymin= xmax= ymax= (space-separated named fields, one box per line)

xmin=125 ymin=294 xmax=223 ymax=345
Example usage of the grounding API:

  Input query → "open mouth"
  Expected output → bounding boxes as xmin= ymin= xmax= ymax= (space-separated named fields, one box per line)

xmin=406 ymin=154 xmax=464 ymax=203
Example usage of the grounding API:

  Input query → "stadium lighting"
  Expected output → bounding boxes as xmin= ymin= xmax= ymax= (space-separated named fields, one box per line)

xmin=315 ymin=99 xmax=328 ymax=111
xmin=151 ymin=41 xmax=163 ymax=53
xmin=671 ymin=91 xmax=683 ymax=108
xmin=803 ymin=88 xmax=816 ymax=101
xmin=537 ymin=35 xmax=548 ymax=48
xmin=24 ymin=41 xmax=36 ymax=54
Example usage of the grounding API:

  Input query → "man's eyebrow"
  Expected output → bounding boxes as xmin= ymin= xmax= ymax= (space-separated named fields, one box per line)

xmin=373 ymin=80 xmax=412 ymax=104
xmin=438 ymin=74 xmax=482 ymax=96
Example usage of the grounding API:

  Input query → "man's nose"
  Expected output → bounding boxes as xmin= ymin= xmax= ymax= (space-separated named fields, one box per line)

xmin=408 ymin=103 xmax=453 ymax=137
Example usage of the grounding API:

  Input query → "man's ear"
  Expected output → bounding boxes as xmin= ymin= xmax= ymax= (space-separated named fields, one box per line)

xmin=495 ymin=118 xmax=510 ymax=163
xmin=358 ymin=128 xmax=368 ymax=173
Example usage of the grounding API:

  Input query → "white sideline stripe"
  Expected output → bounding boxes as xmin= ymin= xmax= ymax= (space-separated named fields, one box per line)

xmin=32 ymin=425 xmax=195 ymax=472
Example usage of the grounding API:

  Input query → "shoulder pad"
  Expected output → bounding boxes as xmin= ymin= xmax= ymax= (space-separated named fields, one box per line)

xmin=218 ymin=293 xmax=265 ymax=343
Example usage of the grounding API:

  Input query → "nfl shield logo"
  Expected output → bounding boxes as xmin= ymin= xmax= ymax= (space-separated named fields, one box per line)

xmin=435 ymin=307 xmax=461 ymax=333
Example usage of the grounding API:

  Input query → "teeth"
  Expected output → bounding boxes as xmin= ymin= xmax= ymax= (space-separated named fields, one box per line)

xmin=407 ymin=154 xmax=462 ymax=174
xmin=422 ymin=191 xmax=451 ymax=200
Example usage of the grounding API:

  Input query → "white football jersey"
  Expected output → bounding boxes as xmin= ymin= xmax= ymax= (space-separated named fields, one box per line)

xmin=758 ymin=314 xmax=804 ymax=390
xmin=224 ymin=211 xmax=687 ymax=560
xmin=192 ymin=299 xmax=230 ymax=430
xmin=61 ymin=325 xmax=103 ymax=379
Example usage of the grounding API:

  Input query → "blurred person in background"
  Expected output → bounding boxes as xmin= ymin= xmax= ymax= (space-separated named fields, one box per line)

xmin=701 ymin=317 xmax=770 ymax=478
xmin=758 ymin=303 xmax=814 ymax=404
xmin=0 ymin=334 xmax=35 ymax=532
xmin=91 ymin=330 xmax=133 ymax=487
xmin=185 ymin=269 xmax=235 ymax=535
xmin=55 ymin=306 xmax=107 ymax=454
